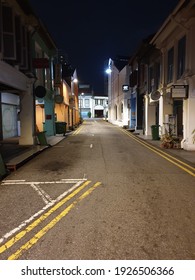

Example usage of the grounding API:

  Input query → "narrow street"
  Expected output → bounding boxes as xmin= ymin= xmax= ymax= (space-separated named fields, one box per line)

xmin=0 ymin=119 xmax=195 ymax=260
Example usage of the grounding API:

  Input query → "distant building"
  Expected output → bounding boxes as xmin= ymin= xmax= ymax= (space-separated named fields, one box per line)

xmin=78 ymin=84 xmax=108 ymax=118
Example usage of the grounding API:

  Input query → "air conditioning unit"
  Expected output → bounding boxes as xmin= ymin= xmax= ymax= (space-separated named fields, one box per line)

xmin=149 ymin=91 xmax=161 ymax=103
xmin=54 ymin=95 xmax=64 ymax=104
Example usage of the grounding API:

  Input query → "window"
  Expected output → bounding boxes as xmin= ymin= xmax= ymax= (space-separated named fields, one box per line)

xmin=79 ymin=99 xmax=83 ymax=108
xmin=156 ymin=62 xmax=161 ymax=89
xmin=100 ymin=99 xmax=103 ymax=105
xmin=129 ymin=70 xmax=138 ymax=87
xmin=21 ymin=25 xmax=28 ymax=69
xmin=121 ymin=103 xmax=123 ymax=113
xmin=15 ymin=15 xmax=22 ymax=64
xmin=2 ymin=5 xmax=16 ymax=59
xmin=140 ymin=64 xmax=146 ymax=85
xmin=149 ymin=66 xmax=154 ymax=93
xmin=85 ymin=99 xmax=89 ymax=107
xmin=44 ymin=54 xmax=50 ymax=89
xmin=177 ymin=36 xmax=186 ymax=79
xmin=167 ymin=47 xmax=174 ymax=83
xmin=95 ymin=99 xmax=98 ymax=105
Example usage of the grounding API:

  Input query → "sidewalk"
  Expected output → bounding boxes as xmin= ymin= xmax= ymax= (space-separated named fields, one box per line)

xmin=0 ymin=135 xmax=66 ymax=174
xmin=136 ymin=134 xmax=195 ymax=166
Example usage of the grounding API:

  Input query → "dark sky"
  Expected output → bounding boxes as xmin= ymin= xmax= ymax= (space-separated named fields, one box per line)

xmin=28 ymin=0 xmax=179 ymax=94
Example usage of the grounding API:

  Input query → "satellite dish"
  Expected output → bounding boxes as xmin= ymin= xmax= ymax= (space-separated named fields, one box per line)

xmin=150 ymin=91 xmax=161 ymax=101
xmin=54 ymin=95 xmax=64 ymax=104
xmin=34 ymin=86 xmax=46 ymax=98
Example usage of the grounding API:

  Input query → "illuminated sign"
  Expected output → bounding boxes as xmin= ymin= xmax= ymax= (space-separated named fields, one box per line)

xmin=122 ymin=85 xmax=129 ymax=92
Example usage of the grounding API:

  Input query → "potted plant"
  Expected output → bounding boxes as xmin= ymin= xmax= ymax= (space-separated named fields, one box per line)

xmin=161 ymin=126 xmax=180 ymax=149
xmin=161 ymin=129 xmax=175 ymax=148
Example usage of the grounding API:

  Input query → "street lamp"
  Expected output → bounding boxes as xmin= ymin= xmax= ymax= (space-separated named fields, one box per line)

xmin=70 ymin=76 xmax=78 ymax=130
xmin=72 ymin=78 xmax=78 ymax=83
xmin=105 ymin=67 xmax=112 ymax=74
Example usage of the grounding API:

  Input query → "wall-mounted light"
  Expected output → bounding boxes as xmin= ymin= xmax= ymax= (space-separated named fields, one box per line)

xmin=105 ymin=67 xmax=112 ymax=74
xmin=72 ymin=78 xmax=78 ymax=83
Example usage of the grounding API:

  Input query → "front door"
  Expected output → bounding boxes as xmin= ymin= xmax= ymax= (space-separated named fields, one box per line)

xmin=173 ymin=100 xmax=183 ymax=137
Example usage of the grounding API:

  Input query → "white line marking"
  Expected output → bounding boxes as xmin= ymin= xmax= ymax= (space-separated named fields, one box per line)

xmin=1 ymin=180 xmax=85 ymax=185
xmin=2 ymin=180 xmax=26 ymax=183
xmin=90 ymin=144 xmax=93 ymax=148
xmin=61 ymin=179 xmax=87 ymax=181
xmin=0 ymin=181 xmax=83 ymax=244
xmin=30 ymin=183 xmax=53 ymax=204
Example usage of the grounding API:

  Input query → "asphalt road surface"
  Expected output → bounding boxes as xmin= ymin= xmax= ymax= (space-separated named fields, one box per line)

xmin=0 ymin=119 xmax=195 ymax=260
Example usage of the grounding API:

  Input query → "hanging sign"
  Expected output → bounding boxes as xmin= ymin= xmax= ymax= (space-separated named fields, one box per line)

xmin=171 ymin=85 xmax=188 ymax=99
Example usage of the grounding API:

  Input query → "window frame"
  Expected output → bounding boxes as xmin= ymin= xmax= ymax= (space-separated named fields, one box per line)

xmin=167 ymin=47 xmax=174 ymax=83
xmin=2 ymin=4 xmax=16 ymax=60
xmin=177 ymin=36 xmax=186 ymax=79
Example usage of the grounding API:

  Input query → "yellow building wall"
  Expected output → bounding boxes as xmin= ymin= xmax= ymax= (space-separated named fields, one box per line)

xmin=36 ymin=105 xmax=44 ymax=132
xmin=55 ymin=80 xmax=70 ymax=128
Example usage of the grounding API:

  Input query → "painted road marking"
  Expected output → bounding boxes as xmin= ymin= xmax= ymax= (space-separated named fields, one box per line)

xmin=72 ymin=126 xmax=83 ymax=136
xmin=7 ymin=182 xmax=101 ymax=260
xmin=119 ymin=128 xmax=195 ymax=177
xmin=30 ymin=183 xmax=53 ymax=204
xmin=3 ymin=180 xmax=26 ymax=182
xmin=0 ymin=180 xmax=89 ymax=246
xmin=1 ymin=179 xmax=87 ymax=185
xmin=90 ymin=144 xmax=93 ymax=149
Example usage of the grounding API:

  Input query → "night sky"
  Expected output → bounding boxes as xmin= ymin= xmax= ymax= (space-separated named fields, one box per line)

xmin=28 ymin=0 xmax=179 ymax=94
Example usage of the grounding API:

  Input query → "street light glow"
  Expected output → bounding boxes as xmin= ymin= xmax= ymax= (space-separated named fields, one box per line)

xmin=106 ymin=68 xmax=112 ymax=74
xmin=73 ymin=78 xmax=78 ymax=83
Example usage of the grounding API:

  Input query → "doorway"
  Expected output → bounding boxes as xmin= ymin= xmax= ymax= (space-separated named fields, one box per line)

xmin=173 ymin=100 xmax=183 ymax=137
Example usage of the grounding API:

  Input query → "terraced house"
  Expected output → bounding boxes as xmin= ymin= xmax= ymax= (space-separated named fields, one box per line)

xmin=150 ymin=0 xmax=195 ymax=151
xmin=0 ymin=0 xmax=79 ymax=147
xmin=107 ymin=0 xmax=195 ymax=151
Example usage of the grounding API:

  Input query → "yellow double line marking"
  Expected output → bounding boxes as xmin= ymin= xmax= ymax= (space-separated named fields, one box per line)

xmin=0 ymin=181 xmax=101 ymax=260
xmin=119 ymin=128 xmax=195 ymax=177
xmin=72 ymin=125 xmax=83 ymax=136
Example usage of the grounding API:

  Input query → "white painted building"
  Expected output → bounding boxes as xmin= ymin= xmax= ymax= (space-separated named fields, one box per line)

xmin=79 ymin=94 xmax=108 ymax=119
xmin=150 ymin=0 xmax=195 ymax=150
xmin=106 ymin=57 xmax=131 ymax=127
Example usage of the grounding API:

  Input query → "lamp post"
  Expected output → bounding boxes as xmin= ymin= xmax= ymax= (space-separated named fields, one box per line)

xmin=79 ymin=92 xmax=84 ymax=122
xmin=70 ymin=76 xmax=78 ymax=130
xmin=105 ymin=59 xmax=113 ymax=122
